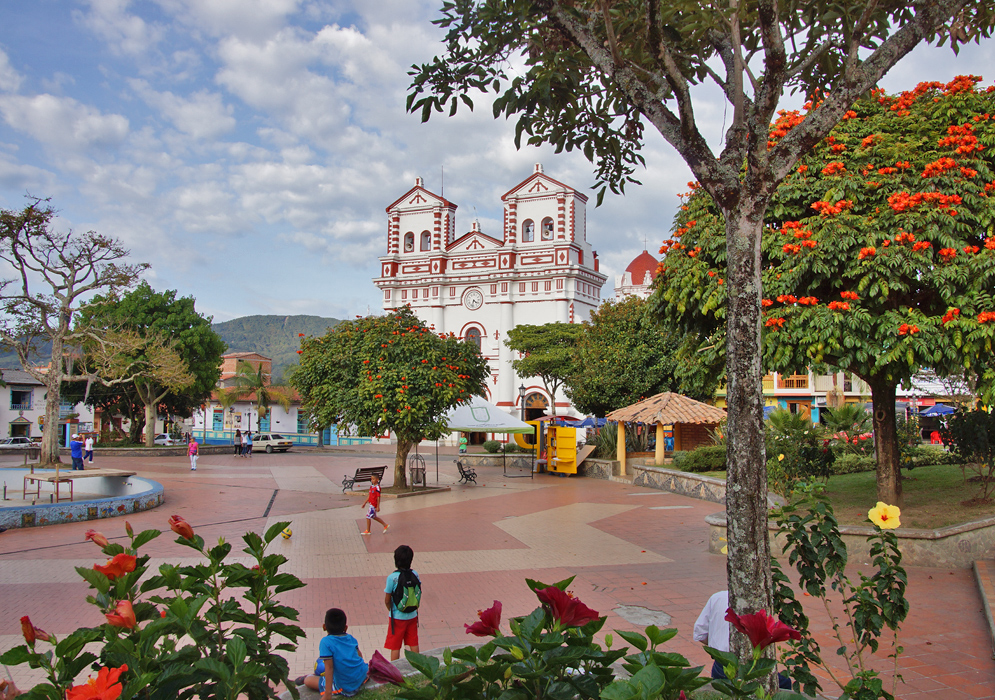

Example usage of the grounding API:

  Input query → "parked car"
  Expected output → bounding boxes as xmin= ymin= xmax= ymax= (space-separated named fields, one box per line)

xmin=153 ymin=434 xmax=179 ymax=446
xmin=253 ymin=433 xmax=292 ymax=453
xmin=0 ymin=436 xmax=34 ymax=448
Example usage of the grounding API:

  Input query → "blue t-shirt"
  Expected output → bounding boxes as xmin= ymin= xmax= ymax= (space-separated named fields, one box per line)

xmin=245 ymin=433 xmax=253 ymax=445
xmin=385 ymin=569 xmax=420 ymax=620
xmin=317 ymin=633 xmax=368 ymax=693
xmin=70 ymin=440 xmax=83 ymax=459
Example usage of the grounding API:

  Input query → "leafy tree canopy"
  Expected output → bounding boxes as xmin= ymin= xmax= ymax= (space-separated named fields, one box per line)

xmin=652 ymin=77 xmax=995 ymax=503
xmin=506 ymin=322 xmax=582 ymax=416
xmin=565 ymin=296 xmax=716 ymax=415
xmin=292 ymin=307 xmax=488 ymax=486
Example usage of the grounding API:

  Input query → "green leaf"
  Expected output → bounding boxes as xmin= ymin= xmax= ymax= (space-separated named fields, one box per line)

xmin=405 ymin=650 xmax=440 ymax=678
xmin=614 ymin=630 xmax=647 ymax=652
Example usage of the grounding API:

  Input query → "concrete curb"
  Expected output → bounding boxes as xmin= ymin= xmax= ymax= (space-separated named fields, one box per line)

xmin=973 ymin=559 xmax=995 ymax=660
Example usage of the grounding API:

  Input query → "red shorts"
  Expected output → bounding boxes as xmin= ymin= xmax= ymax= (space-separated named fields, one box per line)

xmin=384 ymin=616 xmax=418 ymax=650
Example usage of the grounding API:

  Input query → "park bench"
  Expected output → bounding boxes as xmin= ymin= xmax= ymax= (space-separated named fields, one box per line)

xmin=23 ymin=467 xmax=137 ymax=503
xmin=342 ymin=465 xmax=386 ymax=493
xmin=455 ymin=459 xmax=477 ymax=485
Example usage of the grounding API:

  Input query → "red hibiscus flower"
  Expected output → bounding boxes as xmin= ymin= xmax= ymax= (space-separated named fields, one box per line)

xmin=20 ymin=615 xmax=51 ymax=645
xmin=93 ymin=554 xmax=137 ymax=581
xmin=105 ymin=600 xmax=137 ymax=629
xmin=367 ymin=650 xmax=405 ymax=686
xmin=85 ymin=530 xmax=109 ymax=548
xmin=66 ymin=664 xmax=128 ymax=700
xmin=465 ymin=600 xmax=502 ymax=636
xmin=536 ymin=587 xmax=600 ymax=628
xmin=168 ymin=515 xmax=195 ymax=540
xmin=725 ymin=608 xmax=800 ymax=651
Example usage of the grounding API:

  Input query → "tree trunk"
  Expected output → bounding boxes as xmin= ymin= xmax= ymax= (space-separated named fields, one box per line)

xmin=868 ymin=377 xmax=903 ymax=506
xmin=40 ymin=335 xmax=66 ymax=465
xmin=394 ymin=438 xmax=413 ymax=488
xmin=722 ymin=199 xmax=774 ymax=676
xmin=144 ymin=399 xmax=157 ymax=447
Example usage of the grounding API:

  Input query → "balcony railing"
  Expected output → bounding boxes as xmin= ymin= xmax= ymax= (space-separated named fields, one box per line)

xmin=778 ymin=375 xmax=810 ymax=389
xmin=10 ymin=403 xmax=32 ymax=410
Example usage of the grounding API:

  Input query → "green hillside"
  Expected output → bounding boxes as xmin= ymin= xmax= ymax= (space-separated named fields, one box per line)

xmin=212 ymin=314 xmax=341 ymax=382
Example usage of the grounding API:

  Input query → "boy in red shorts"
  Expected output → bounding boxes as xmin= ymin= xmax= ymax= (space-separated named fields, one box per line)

xmin=361 ymin=474 xmax=389 ymax=535
xmin=384 ymin=544 xmax=421 ymax=661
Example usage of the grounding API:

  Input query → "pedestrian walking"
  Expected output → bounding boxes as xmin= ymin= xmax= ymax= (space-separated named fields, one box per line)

xmin=244 ymin=430 xmax=253 ymax=458
xmin=361 ymin=474 xmax=388 ymax=535
xmin=234 ymin=429 xmax=242 ymax=457
xmin=84 ymin=434 xmax=95 ymax=464
xmin=188 ymin=436 xmax=199 ymax=471
xmin=70 ymin=433 xmax=85 ymax=470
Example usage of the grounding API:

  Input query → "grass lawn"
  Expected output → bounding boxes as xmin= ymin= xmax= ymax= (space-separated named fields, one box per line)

xmin=822 ymin=462 xmax=995 ymax=528
xmin=674 ymin=463 xmax=994 ymax=529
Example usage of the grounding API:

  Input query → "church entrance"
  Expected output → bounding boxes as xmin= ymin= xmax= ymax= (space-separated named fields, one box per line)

xmin=524 ymin=392 xmax=548 ymax=422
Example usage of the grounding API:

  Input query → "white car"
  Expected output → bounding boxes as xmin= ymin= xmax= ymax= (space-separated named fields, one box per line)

xmin=0 ymin=437 xmax=33 ymax=448
xmin=253 ymin=433 xmax=293 ymax=453
xmin=153 ymin=434 xmax=179 ymax=446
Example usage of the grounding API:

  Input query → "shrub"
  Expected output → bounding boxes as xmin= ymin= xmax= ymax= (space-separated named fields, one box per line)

xmin=908 ymin=445 xmax=959 ymax=467
xmin=831 ymin=453 xmax=876 ymax=475
xmin=502 ymin=442 xmax=523 ymax=453
xmin=672 ymin=444 xmax=726 ymax=473
xmin=943 ymin=408 xmax=995 ymax=503
xmin=482 ymin=440 xmax=501 ymax=453
xmin=590 ymin=423 xmax=617 ymax=459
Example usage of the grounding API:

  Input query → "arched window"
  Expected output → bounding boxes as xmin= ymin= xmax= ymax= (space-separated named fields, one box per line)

xmin=420 ymin=231 xmax=431 ymax=251
xmin=403 ymin=232 xmax=414 ymax=252
xmin=521 ymin=220 xmax=534 ymax=242
xmin=541 ymin=217 xmax=554 ymax=240
xmin=465 ymin=327 xmax=482 ymax=351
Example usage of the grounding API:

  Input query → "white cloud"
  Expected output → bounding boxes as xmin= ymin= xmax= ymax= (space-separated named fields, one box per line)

xmin=130 ymin=80 xmax=236 ymax=139
xmin=0 ymin=94 xmax=130 ymax=151
xmin=157 ymin=0 xmax=303 ymax=40
xmin=0 ymin=49 xmax=22 ymax=92
xmin=75 ymin=0 xmax=163 ymax=57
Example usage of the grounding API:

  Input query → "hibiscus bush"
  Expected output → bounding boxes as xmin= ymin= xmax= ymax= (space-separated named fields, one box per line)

xmin=1 ymin=517 xmax=306 ymax=700
xmin=392 ymin=577 xmax=806 ymax=700
xmin=772 ymin=484 xmax=907 ymax=700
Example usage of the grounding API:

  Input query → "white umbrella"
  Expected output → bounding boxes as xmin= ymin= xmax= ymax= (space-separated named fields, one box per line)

xmin=443 ymin=395 xmax=534 ymax=433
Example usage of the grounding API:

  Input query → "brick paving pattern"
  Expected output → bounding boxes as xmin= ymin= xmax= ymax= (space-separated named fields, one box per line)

xmin=1 ymin=449 xmax=992 ymax=697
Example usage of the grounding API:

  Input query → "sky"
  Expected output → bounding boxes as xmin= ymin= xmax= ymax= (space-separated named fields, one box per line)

xmin=0 ymin=2 xmax=993 ymax=324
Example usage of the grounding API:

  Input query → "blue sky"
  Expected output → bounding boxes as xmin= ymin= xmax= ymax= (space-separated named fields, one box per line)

xmin=0 ymin=2 xmax=992 ymax=323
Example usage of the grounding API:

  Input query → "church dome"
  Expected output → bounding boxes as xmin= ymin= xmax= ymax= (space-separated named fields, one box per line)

xmin=625 ymin=250 xmax=658 ymax=284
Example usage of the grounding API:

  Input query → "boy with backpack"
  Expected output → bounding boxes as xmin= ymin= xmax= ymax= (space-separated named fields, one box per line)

xmin=384 ymin=544 xmax=421 ymax=661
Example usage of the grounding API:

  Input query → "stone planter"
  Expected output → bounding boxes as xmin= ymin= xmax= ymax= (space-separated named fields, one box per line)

xmin=577 ymin=458 xmax=617 ymax=479
xmin=705 ymin=511 xmax=995 ymax=569
xmin=461 ymin=453 xmax=536 ymax=471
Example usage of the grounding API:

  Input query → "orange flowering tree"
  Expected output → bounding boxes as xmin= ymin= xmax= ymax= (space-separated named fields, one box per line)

xmin=292 ymin=307 xmax=489 ymax=487
xmin=653 ymin=76 xmax=995 ymax=505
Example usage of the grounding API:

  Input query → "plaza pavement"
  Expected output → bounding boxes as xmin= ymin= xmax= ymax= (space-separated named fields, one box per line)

xmin=0 ymin=449 xmax=992 ymax=698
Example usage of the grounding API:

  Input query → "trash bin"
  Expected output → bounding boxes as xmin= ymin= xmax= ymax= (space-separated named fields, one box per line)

xmin=410 ymin=463 xmax=425 ymax=487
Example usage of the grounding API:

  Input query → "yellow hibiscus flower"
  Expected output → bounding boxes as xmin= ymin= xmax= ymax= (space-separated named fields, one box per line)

xmin=867 ymin=502 xmax=901 ymax=529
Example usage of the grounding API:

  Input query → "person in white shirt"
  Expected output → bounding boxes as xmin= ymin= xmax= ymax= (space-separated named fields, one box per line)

xmin=84 ymin=435 xmax=95 ymax=464
xmin=693 ymin=590 xmax=792 ymax=689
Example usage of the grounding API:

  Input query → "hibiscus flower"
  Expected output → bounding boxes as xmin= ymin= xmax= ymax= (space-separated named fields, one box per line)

xmin=93 ymin=554 xmax=136 ymax=581
xmin=536 ymin=587 xmax=600 ymax=628
xmin=67 ymin=664 xmax=128 ymax=700
xmin=465 ymin=600 xmax=502 ymax=636
xmin=724 ymin=608 xmax=800 ymax=652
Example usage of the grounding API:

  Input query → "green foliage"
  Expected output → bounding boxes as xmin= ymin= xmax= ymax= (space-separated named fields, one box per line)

xmin=831 ymin=453 xmax=877 ymax=475
xmin=502 ymin=442 xmax=524 ymax=453
xmin=291 ymin=308 xmax=489 ymax=486
xmin=766 ymin=411 xmax=832 ymax=496
xmin=566 ymin=297 xmax=715 ymax=416
xmin=482 ymin=440 xmax=501 ymax=453
xmin=506 ymin=323 xmax=582 ymax=415
xmin=896 ymin=415 xmax=922 ymax=472
xmin=672 ymin=445 xmax=726 ymax=473
xmin=943 ymin=408 xmax=995 ymax=501
xmin=0 ymin=519 xmax=305 ymax=700
xmin=590 ymin=423 xmax=618 ymax=460
xmin=214 ymin=315 xmax=340 ymax=383
xmin=229 ymin=360 xmax=293 ymax=432
xmin=823 ymin=404 xmax=874 ymax=455
xmin=773 ymin=484 xmax=908 ymax=700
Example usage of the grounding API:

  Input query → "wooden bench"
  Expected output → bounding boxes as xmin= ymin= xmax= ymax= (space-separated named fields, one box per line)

xmin=23 ymin=467 xmax=137 ymax=503
xmin=342 ymin=465 xmax=386 ymax=493
xmin=455 ymin=459 xmax=477 ymax=485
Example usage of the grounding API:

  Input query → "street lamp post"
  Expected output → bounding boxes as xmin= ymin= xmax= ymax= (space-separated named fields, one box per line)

xmin=519 ymin=384 xmax=526 ymax=422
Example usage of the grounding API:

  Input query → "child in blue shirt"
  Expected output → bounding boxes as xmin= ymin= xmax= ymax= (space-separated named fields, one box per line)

xmin=301 ymin=608 xmax=368 ymax=698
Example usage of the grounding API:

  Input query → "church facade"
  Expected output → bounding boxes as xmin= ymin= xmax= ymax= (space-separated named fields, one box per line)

xmin=373 ymin=164 xmax=608 ymax=418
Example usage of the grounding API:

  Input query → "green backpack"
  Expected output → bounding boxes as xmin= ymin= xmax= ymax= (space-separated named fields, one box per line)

xmin=390 ymin=568 xmax=421 ymax=615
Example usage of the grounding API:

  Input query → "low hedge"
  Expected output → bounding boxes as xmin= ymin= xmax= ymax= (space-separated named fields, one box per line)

xmin=831 ymin=453 xmax=876 ymax=475
xmin=672 ymin=444 xmax=727 ymax=473
xmin=482 ymin=440 xmax=501 ymax=453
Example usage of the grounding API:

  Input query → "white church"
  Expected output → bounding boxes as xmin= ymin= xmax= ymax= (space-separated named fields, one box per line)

xmin=374 ymin=164 xmax=609 ymax=420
